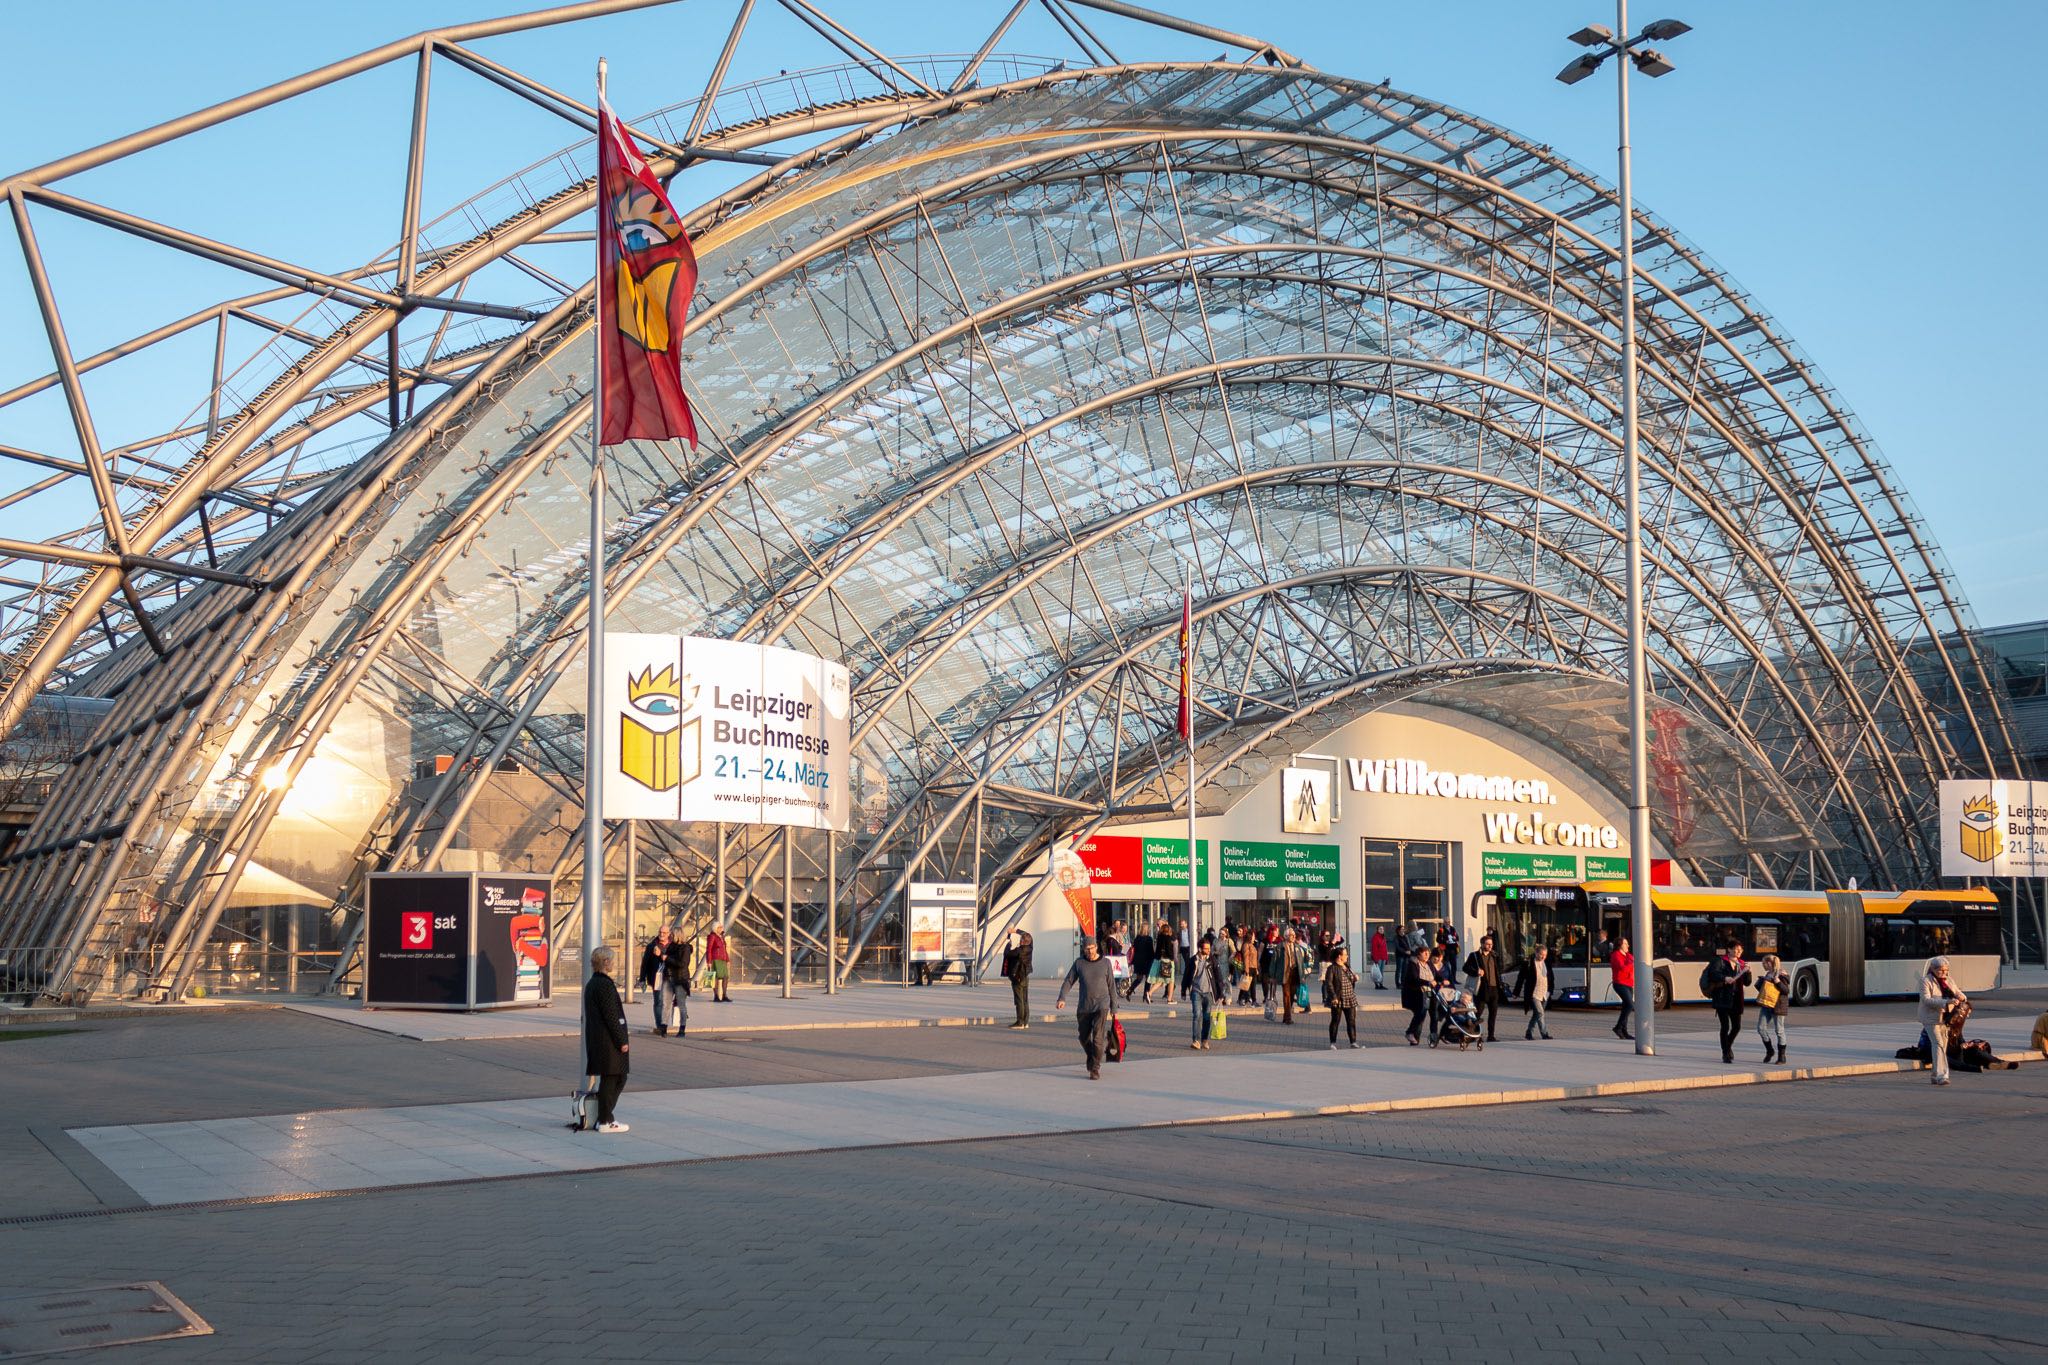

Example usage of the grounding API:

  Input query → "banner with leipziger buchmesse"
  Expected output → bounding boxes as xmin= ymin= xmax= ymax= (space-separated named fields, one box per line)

xmin=601 ymin=633 xmax=849 ymax=831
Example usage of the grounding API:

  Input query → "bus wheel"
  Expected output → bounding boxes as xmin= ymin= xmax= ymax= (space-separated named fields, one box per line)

xmin=1793 ymin=969 xmax=1820 ymax=1007
xmin=1651 ymin=970 xmax=1672 ymax=1011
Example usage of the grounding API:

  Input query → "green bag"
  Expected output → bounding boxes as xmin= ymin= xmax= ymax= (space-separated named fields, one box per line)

xmin=1209 ymin=1009 xmax=1228 ymax=1041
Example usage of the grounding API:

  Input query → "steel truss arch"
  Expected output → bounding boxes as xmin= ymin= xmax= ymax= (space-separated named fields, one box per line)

xmin=0 ymin=13 xmax=2021 ymax=1003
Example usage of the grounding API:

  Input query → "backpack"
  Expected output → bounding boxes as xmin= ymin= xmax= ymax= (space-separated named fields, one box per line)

xmin=1698 ymin=964 xmax=1717 ymax=998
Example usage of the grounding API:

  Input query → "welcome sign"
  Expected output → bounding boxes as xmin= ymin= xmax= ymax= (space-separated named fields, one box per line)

xmin=601 ymin=633 xmax=850 ymax=830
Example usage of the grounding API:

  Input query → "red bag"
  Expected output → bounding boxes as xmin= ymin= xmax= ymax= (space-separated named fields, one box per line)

xmin=1106 ymin=1018 xmax=1126 ymax=1063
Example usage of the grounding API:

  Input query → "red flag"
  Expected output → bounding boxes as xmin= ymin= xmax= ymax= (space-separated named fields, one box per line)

xmin=1176 ymin=588 xmax=1192 ymax=741
xmin=597 ymin=98 xmax=698 ymax=447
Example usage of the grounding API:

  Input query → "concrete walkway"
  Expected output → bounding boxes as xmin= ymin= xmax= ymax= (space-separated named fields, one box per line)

xmin=69 ymin=1015 xmax=2040 ymax=1208
xmin=285 ymin=981 xmax=1404 ymax=1041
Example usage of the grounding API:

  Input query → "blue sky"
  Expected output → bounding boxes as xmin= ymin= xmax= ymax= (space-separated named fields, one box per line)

xmin=3 ymin=0 xmax=2042 ymax=625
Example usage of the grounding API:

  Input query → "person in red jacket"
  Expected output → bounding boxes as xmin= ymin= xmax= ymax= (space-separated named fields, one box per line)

xmin=1610 ymin=935 xmax=1637 ymax=1040
xmin=1369 ymin=928 xmax=1389 ymax=990
xmin=706 ymin=926 xmax=731 ymax=1002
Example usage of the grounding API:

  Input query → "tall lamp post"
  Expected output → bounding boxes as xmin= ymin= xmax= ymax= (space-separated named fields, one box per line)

xmin=1557 ymin=6 xmax=1689 ymax=1055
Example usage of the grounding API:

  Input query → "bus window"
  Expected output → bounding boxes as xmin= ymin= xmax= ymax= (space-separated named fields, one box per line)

xmin=1918 ymin=919 xmax=1955 ymax=956
xmin=1712 ymin=916 xmax=1753 ymax=957
xmin=1663 ymin=915 xmax=1712 ymax=962
xmin=1750 ymin=920 xmax=1780 ymax=955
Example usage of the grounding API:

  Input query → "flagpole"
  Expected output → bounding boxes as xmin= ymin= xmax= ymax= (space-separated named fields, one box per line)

xmin=1185 ymin=563 xmax=1197 ymax=962
xmin=582 ymin=56 xmax=609 ymax=1063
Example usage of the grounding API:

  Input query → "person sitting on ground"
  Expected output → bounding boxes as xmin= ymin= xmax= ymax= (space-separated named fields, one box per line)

xmin=2032 ymin=1008 xmax=2048 ymax=1057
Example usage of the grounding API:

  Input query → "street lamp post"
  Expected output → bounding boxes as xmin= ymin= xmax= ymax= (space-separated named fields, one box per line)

xmin=1557 ymin=4 xmax=1689 ymax=1055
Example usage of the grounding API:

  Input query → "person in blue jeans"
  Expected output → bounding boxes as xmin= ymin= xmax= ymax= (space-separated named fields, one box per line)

xmin=1185 ymin=938 xmax=1222 ymax=1049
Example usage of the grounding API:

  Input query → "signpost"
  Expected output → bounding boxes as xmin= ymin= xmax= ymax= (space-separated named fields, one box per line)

xmin=1218 ymin=839 xmax=1340 ymax=891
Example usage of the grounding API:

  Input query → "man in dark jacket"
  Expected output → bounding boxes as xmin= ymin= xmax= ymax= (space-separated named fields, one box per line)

xmin=1127 ymin=922 xmax=1155 ymax=1002
xmin=1001 ymin=929 xmax=1034 ymax=1028
xmin=664 ymin=931 xmax=693 ymax=1039
xmin=583 ymin=947 xmax=631 ymax=1132
xmin=1464 ymin=932 xmax=1505 ymax=1042
xmin=1703 ymin=944 xmax=1753 ymax=1064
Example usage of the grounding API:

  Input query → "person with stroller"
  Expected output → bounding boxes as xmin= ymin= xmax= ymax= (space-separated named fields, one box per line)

xmin=1402 ymin=943 xmax=1436 ymax=1045
xmin=1323 ymin=944 xmax=1360 ymax=1049
xmin=1434 ymin=977 xmax=1484 ymax=1050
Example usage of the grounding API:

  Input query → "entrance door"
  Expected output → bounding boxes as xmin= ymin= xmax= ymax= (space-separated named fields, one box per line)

xmin=1364 ymin=837 xmax=1453 ymax=952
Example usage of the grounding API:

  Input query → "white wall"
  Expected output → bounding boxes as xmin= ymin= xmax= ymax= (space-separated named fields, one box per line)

xmin=1001 ymin=702 xmax=1673 ymax=976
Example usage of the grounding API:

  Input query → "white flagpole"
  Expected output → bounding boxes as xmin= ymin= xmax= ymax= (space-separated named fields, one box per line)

xmin=1185 ymin=563 xmax=1197 ymax=958
xmin=582 ymin=57 xmax=610 ymax=1052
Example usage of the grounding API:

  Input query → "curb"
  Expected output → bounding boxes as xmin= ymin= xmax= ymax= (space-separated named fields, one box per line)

xmin=1129 ymin=1051 xmax=2047 ymax=1130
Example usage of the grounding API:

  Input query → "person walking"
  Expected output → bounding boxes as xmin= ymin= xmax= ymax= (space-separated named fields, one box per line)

xmin=706 ymin=925 xmax=731 ymax=1002
xmin=582 ymin=947 xmax=631 ymax=1133
xmin=1152 ymin=921 xmax=1177 ymax=1004
xmin=1369 ymin=928 xmax=1389 ymax=990
xmin=1610 ymin=934 xmax=1637 ymax=1039
xmin=1186 ymin=938 xmax=1224 ymax=1050
xmin=1463 ymin=932 xmax=1505 ymax=1042
xmin=1233 ymin=927 xmax=1257 ymax=1005
xmin=1517 ymin=943 xmax=1554 ymax=1040
xmin=1001 ymin=929 xmax=1034 ymax=1028
xmin=1324 ymin=945 xmax=1360 ymax=1049
xmin=1279 ymin=928 xmax=1309 ymax=1025
xmin=1127 ymin=921 xmax=1156 ymax=1002
xmin=1402 ymin=944 xmax=1436 ymax=1045
xmin=1752 ymin=952 xmax=1791 ymax=1062
xmin=1056 ymin=938 xmax=1119 ymax=1080
xmin=664 ymin=927 xmax=693 ymax=1038
xmin=637 ymin=926 xmax=678 ymax=1037
xmin=1919 ymin=956 xmax=1967 ymax=1086
xmin=1702 ymin=942 xmax=1752 ymax=1063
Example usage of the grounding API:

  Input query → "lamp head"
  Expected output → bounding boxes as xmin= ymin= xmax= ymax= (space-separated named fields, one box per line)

xmin=1568 ymin=23 xmax=1615 ymax=47
xmin=1555 ymin=53 xmax=1606 ymax=85
xmin=1639 ymin=18 xmax=1692 ymax=41
xmin=1632 ymin=47 xmax=1677 ymax=77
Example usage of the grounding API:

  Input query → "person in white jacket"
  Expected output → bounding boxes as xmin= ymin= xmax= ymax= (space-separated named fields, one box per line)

xmin=1918 ymin=956 xmax=1966 ymax=1086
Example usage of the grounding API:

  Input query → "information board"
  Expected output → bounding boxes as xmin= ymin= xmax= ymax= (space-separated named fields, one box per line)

xmin=473 ymin=875 xmax=553 ymax=1006
xmin=1939 ymin=778 xmax=2048 ymax=877
xmin=907 ymin=882 xmax=973 ymax=962
xmin=1481 ymin=851 xmax=1580 ymax=889
xmin=365 ymin=872 xmax=552 ymax=1010
xmin=602 ymin=633 xmax=850 ymax=830
xmin=1072 ymin=835 xmax=1210 ymax=886
xmin=1218 ymin=839 xmax=1340 ymax=891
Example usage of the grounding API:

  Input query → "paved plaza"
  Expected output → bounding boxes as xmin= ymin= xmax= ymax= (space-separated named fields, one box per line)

xmin=3 ymin=986 xmax=2046 ymax=1362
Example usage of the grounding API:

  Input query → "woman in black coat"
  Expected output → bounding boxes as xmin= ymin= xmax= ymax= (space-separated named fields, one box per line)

xmin=583 ymin=948 xmax=631 ymax=1132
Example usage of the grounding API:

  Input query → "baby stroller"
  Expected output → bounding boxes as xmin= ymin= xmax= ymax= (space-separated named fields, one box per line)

xmin=1432 ymin=986 xmax=1485 ymax=1051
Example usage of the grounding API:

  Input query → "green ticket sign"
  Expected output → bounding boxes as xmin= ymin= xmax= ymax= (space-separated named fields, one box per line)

xmin=1219 ymin=839 xmax=1341 ymax=890
xmin=1481 ymin=850 xmax=1580 ymax=889
xmin=1139 ymin=836 xmax=1210 ymax=885
xmin=1583 ymin=855 xmax=1630 ymax=881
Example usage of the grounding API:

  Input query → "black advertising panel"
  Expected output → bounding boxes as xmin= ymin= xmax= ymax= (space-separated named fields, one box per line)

xmin=365 ymin=874 xmax=471 ymax=1008
xmin=474 ymin=876 xmax=552 ymax=1006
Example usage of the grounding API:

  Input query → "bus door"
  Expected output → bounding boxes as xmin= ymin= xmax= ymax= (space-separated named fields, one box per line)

xmin=1826 ymin=891 xmax=1866 ymax=1001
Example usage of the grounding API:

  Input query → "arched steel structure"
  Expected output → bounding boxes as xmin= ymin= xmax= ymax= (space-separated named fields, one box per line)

xmin=0 ymin=0 xmax=2021 ymax=1001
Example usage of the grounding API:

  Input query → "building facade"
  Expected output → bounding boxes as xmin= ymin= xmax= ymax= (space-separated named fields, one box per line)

xmin=0 ymin=5 xmax=2029 ymax=1002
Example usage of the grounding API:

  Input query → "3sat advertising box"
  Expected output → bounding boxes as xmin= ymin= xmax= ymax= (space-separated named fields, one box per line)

xmin=365 ymin=872 xmax=552 ymax=1011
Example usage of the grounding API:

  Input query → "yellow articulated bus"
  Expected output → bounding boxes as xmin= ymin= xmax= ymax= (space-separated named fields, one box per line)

xmin=1479 ymin=881 xmax=2002 ymax=1010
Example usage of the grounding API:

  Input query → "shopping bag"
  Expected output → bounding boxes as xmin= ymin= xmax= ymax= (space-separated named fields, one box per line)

xmin=1108 ymin=953 xmax=1130 ymax=980
xmin=1106 ymin=1018 xmax=1127 ymax=1063
xmin=1295 ymin=981 xmax=1310 ymax=1011
xmin=1209 ymin=1009 xmax=1227 ymax=1041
